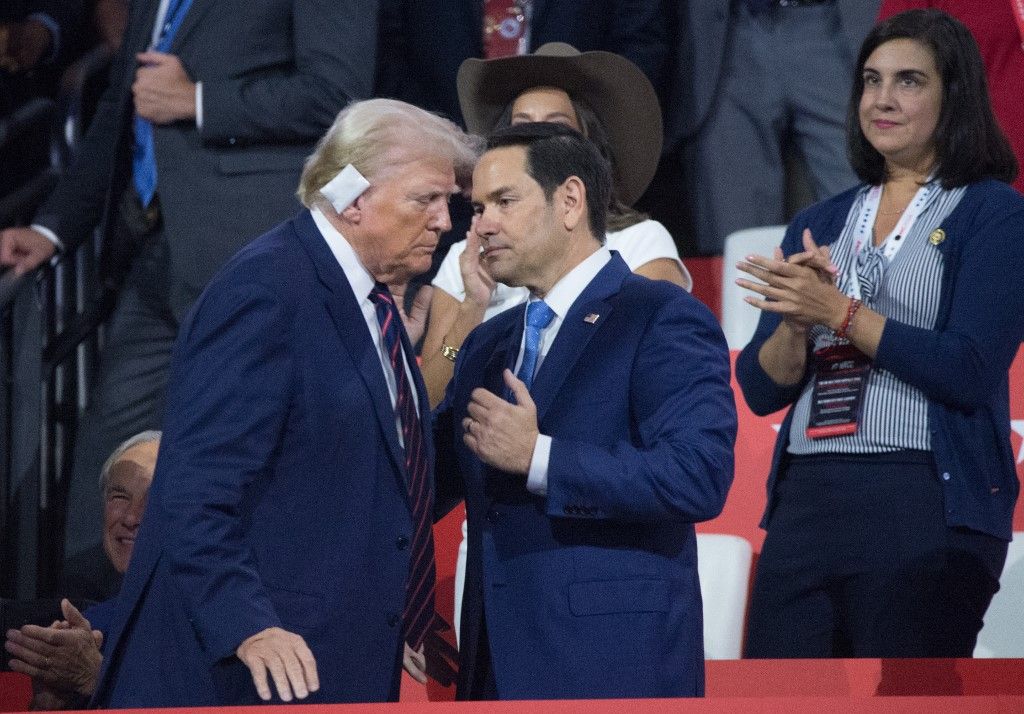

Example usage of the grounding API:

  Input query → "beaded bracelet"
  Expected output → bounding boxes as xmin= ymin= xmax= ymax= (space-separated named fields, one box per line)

xmin=835 ymin=297 xmax=862 ymax=339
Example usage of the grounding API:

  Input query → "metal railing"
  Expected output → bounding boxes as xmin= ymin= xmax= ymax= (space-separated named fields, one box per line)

xmin=1 ymin=47 xmax=113 ymax=599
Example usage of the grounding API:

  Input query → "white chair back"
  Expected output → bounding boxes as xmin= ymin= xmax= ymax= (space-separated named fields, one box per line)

xmin=697 ymin=533 xmax=754 ymax=659
xmin=974 ymin=531 xmax=1024 ymax=657
xmin=453 ymin=519 xmax=468 ymax=647
xmin=721 ymin=226 xmax=786 ymax=350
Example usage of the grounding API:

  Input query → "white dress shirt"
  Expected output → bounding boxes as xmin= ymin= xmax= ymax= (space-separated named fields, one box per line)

xmin=519 ymin=246 xmax=612 ymax=495
xmin=312 ymin=208 xmax=419 ymax=445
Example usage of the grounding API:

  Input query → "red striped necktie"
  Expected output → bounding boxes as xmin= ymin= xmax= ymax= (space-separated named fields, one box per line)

xmin=368 ymin=283 xmax=436 ymax=649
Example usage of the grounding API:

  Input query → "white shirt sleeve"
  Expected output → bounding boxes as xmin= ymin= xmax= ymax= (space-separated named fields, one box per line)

xmin=607 ymin=219 xmax=692 ymax=291
xmin=525 ymin=434 xmax=552 ymax=496
xmin=31 ymin=224 xmax=63 ymax=253
xmin=431 ymin=240 xmax=468 ymax=301
xmin=195 ymin=82 xmax=203 ymax=129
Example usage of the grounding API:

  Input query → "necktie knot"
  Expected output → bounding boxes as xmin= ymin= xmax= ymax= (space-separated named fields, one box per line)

xmin=525 ymin=299 xmax=555 ymax=331
xmin=368 ymin=282 xmax=394 ymax=306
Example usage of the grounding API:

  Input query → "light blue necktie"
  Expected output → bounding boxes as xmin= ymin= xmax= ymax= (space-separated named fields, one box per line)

xmin=516 ymin=300 xmax=556 ymax=391
xmin=132 ymin=0 xmax=194 ymax=207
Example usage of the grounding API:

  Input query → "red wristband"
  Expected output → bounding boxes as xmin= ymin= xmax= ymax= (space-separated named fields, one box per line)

xmin=835 ymin=297 xmax=862 ymax=339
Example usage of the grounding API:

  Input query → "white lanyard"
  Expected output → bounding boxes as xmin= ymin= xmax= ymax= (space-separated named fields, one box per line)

xmin=847 ymin=180 xmax=938 ymax=300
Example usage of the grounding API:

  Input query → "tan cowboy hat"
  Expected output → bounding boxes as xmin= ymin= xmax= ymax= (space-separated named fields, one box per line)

xmin=457 ymin=42 xmax=662 ymax=206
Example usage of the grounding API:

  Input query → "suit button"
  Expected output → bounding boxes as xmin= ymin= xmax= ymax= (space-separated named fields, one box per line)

xmin=396 ymin=535 xmax=409 ymax=550
xmin=486 ymin=509 xmax=499 ymax=523
xmin=387 ymin=613 xmax=400 ymax=627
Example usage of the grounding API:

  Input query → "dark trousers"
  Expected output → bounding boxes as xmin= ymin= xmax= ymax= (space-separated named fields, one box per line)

xmin=459 ymin=607 xmax=497 ymax=701
xmin=745 ymin=451 xmax=1008 ymax=658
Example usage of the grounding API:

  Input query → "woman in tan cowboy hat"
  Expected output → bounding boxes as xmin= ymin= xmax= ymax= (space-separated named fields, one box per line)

xmin=420 ymin=43 xmax=690 ymax=405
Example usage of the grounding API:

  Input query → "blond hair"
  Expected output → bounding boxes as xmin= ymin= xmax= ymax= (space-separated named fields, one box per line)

xmin=297 ymin=98 xmax=481 ymax=210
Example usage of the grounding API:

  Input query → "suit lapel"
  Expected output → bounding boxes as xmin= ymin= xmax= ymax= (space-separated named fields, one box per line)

xmin=490 ymin=309 xmax=524 ymax=396
xmin=530 ymin=255 xmax=630 ymax=424
xmin=170 ymin=0 xmax=216 ymax=52
xmin=291 ymin=212 xmax=409 ymax=489
xmin=128 ymin=0 xmax=163 ymax=55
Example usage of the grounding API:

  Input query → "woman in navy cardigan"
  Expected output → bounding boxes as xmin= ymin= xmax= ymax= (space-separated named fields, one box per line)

xmin=735 ymin=9 xmax=1024 ymax=658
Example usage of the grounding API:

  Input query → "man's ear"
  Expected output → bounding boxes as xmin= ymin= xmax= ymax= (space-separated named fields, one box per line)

xmin=560 ymin=176 xmax=587 ymax=232
xmin=340 ymin=193 xmax=364 ymax=224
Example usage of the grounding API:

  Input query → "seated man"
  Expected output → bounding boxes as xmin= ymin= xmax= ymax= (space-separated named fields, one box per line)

xmin=3 ymin=431 xmax=159 ymax=710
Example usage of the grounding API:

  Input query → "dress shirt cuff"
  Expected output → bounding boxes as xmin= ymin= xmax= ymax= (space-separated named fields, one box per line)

xmin=31 ymin=223 xmax=64 ymax=255
xmin=526 ymin=434 xmax=551 ymax=496
xmin=195 ymin=82 xmax=203 ymax=129
xmin=26 ymin=13 xmax=59 ymax=63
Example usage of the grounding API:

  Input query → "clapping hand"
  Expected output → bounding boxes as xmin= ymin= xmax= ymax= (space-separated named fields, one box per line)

xmin=736 ymin=229 xmax=846 ymax=331
xmin=4 ymin=599 xmax=103 ymax=699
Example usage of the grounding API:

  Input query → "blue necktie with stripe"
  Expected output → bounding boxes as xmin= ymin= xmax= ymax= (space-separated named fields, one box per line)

xmin=132 ymin=0 xmax=194 ymax=207
xmin=368 ymin=283 xmax=437 ymax=649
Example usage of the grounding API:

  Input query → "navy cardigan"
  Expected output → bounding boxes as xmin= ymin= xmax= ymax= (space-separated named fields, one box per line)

xmin=736 ymin=179 xmax=1024 ymax=540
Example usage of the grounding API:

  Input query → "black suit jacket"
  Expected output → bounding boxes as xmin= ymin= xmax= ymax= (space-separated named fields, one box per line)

xmin=376 ymin=0 xmax=671 ymax=125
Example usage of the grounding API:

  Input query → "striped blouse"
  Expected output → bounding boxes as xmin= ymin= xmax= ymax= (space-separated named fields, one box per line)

xmin=787 ymin=182 xmax=967 ymax=455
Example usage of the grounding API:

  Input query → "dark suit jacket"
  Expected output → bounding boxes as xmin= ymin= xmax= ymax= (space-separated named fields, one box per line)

xmin=376 ymin=0 xmax=671 ymax=125
xmin=91 ymin=211 xmax=434 ymax=706
xmin=665 ymin=0 xmax=879 ymax=150
xmin=435 ymin=254 xmax=737 ymax=699
xmin=33 ymin=0 xmax=377 ymax=318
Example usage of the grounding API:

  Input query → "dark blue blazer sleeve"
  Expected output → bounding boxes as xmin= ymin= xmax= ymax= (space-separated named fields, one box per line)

xmin=545 ymin=292 xmax=736 ymax=523
xmin=875 ymin=197 xmax=1024 ymax=410
xmin=154 ymin=280 xmax=292 ymax=660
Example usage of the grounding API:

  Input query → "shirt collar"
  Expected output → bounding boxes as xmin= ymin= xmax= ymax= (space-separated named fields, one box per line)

xmin=534 ymin=246 xmax=611 ymax=319
xmin=311 ymin=207 xmax=375 ymax=301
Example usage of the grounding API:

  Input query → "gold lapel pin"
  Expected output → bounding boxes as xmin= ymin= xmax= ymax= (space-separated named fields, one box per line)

xmin=584 ymin=313 xmax=600 ymax=324
xmin=929 ymin=228 xmax=946 ymax=246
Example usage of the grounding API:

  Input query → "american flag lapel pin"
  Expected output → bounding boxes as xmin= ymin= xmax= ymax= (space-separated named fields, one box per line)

xmin=584 ymin=313 xmax=600 ymax=324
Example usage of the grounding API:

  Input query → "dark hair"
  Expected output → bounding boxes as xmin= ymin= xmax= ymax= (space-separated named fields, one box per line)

xmin=495 ymin=96 xmax=646 ymax=231
xmin=487 ymin=122 xmax=611 ymax=240
xmin=847 ymin=9 xmax=1017 ymax=187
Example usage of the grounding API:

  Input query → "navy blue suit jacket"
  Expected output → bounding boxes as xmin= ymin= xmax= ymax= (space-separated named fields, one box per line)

xmin=435 ymin=254 xmax=737 ymax=699
xmin=91 ymin=211 xmax=432 ymax=706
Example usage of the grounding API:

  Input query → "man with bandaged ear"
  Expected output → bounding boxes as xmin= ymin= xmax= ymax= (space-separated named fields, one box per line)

xmin=89 ymin=98 xmax=480 ymax=707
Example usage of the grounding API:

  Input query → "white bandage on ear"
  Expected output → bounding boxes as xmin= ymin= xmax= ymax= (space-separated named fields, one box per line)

xmin=320 ymin=164 xmax=370 ymax=212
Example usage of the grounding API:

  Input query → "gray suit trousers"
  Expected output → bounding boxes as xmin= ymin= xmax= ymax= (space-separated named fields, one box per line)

xmin=687 ymin=3 xmax=860 ymax=254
